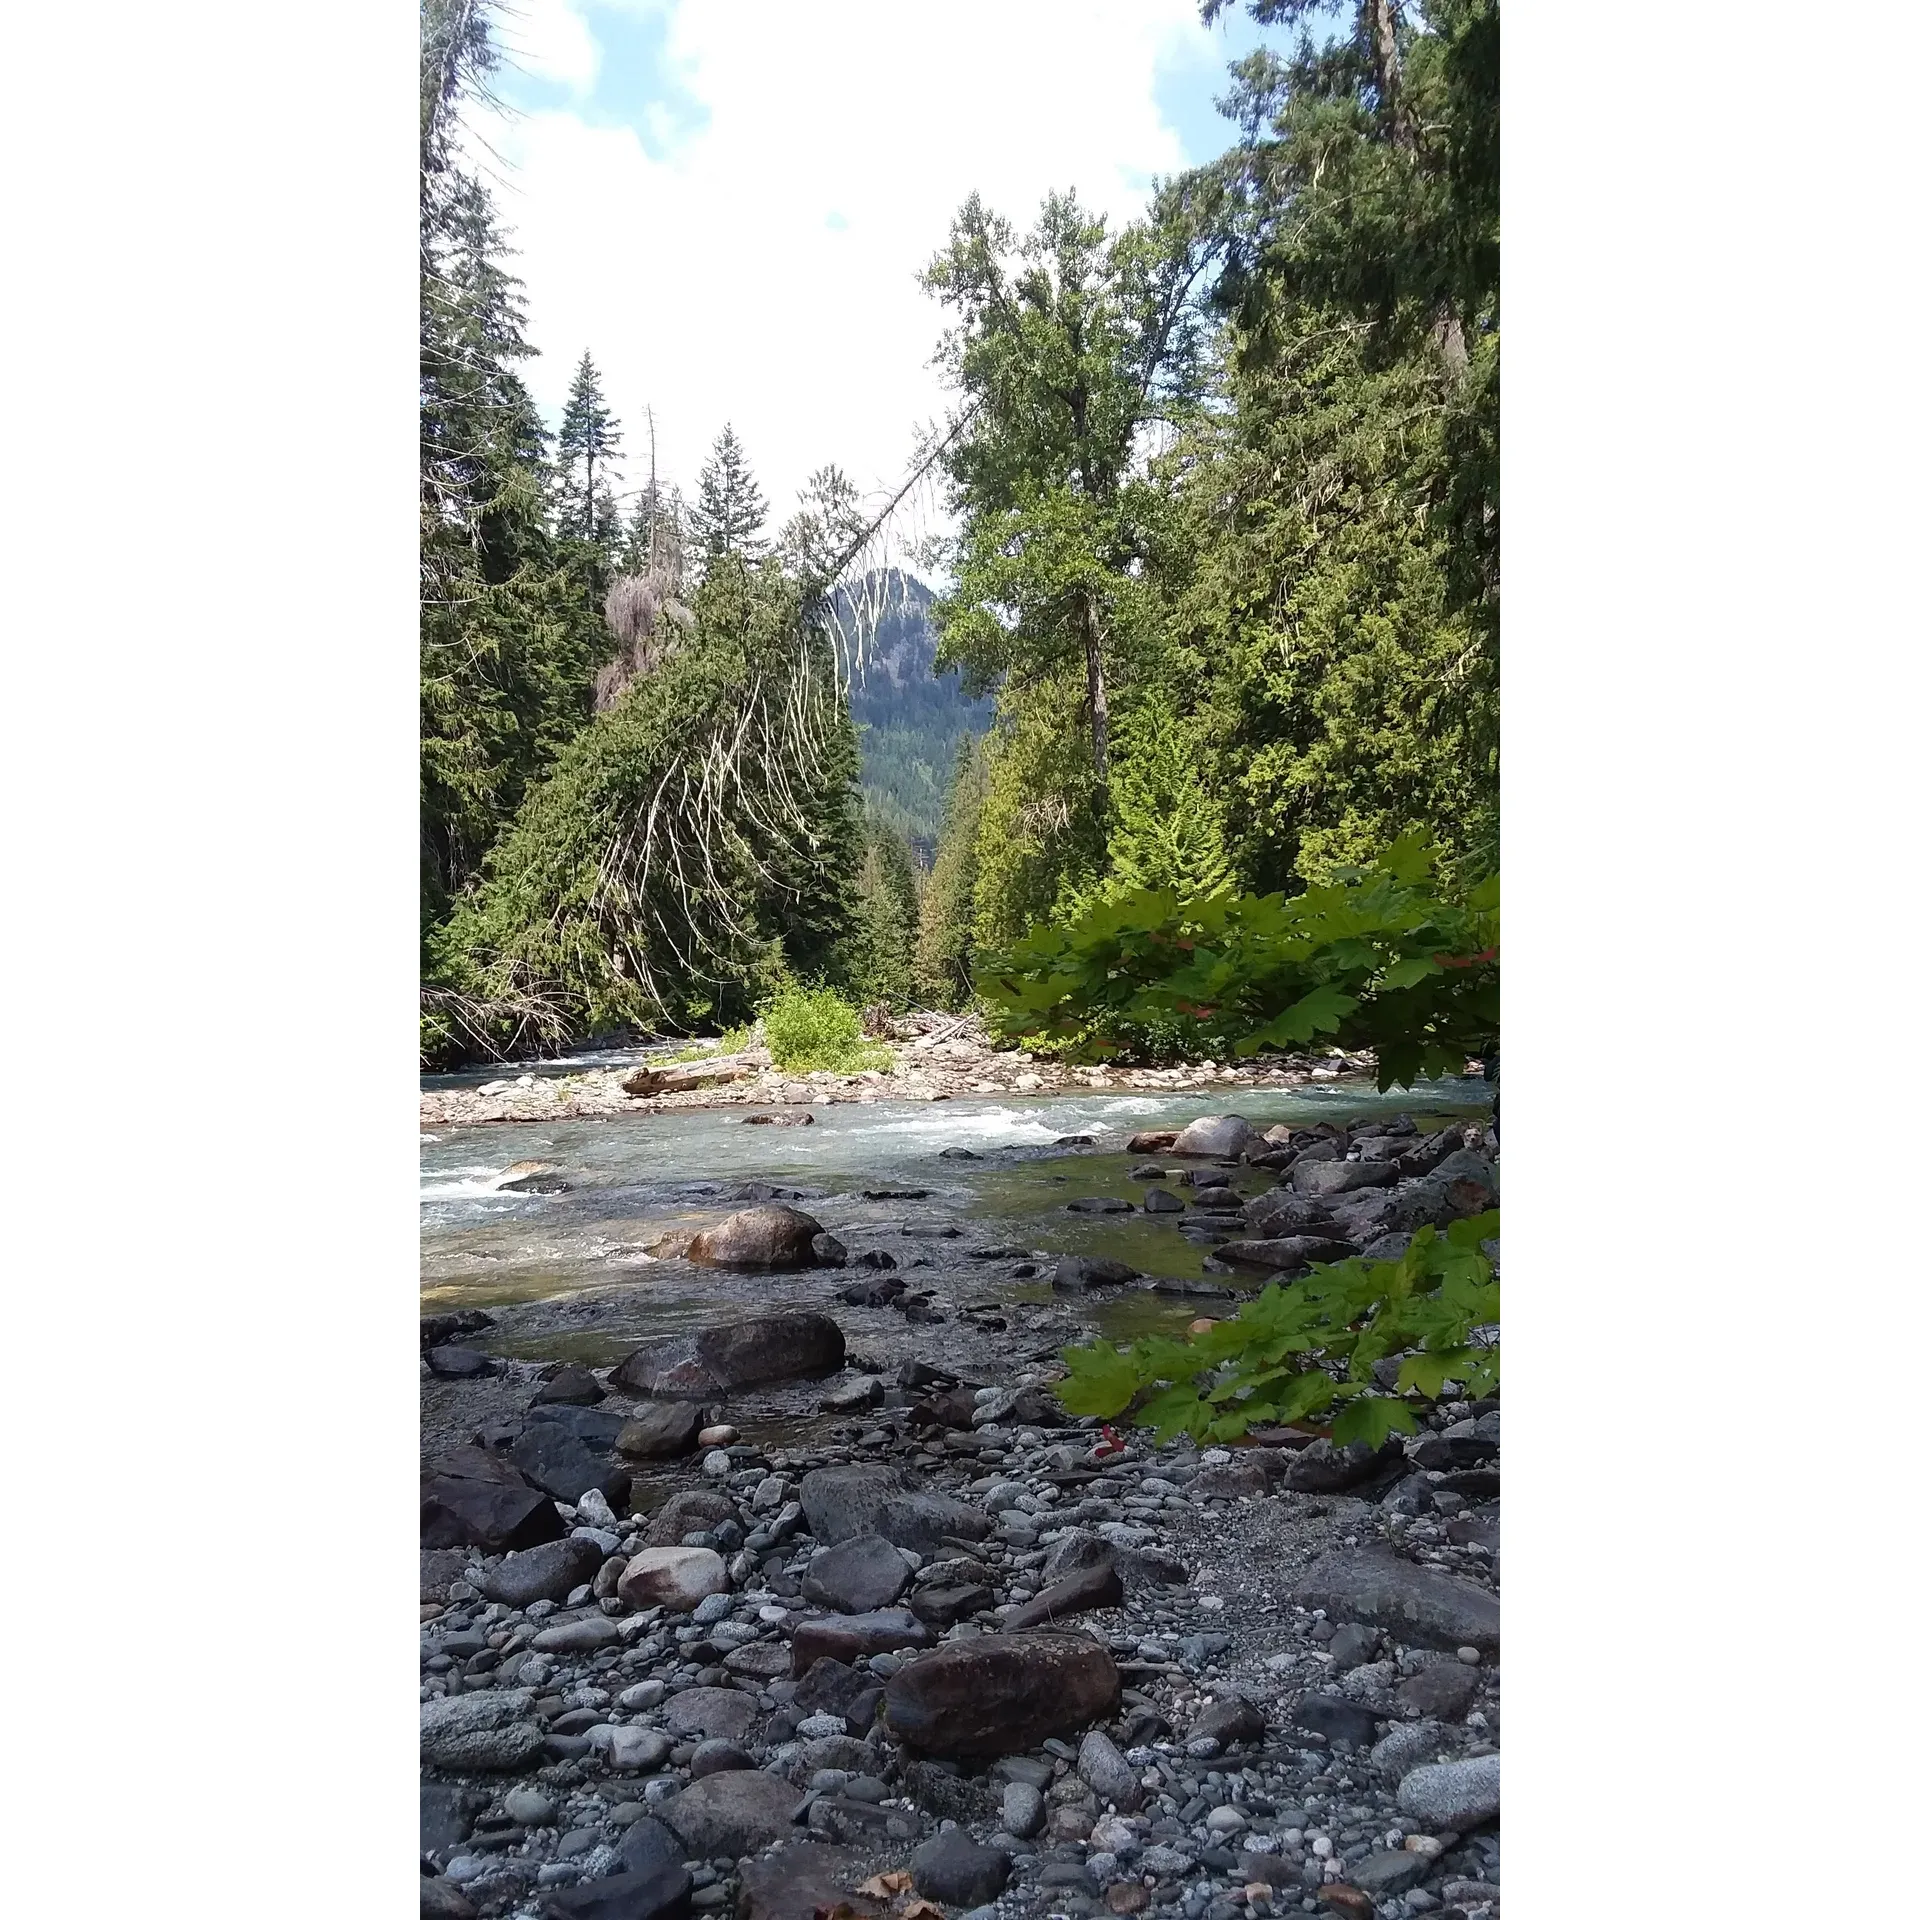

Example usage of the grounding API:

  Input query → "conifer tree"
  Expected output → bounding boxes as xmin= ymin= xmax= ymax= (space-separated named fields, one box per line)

xmin=914 ymin=736 xmax=990 ymax=1008
xmin=689 ymin=424 xmax=769 ymax=575
xmin=553 ymin=351 xmax=624 ymax=557
xmin=852 ymin=820 xmax=921 ymax=1007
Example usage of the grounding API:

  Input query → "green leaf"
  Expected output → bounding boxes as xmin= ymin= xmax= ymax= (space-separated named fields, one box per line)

xmin=1055 ymin=1341 xmax=1140 ymax=1419
xmin=1329 ymin=1396 xmax=1421 ymax=1449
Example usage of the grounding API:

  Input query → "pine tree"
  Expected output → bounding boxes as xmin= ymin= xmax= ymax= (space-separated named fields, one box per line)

xmin=689 ymin=425 xmax=769 ymax=575
xmin=914 ymin=736 xmax=991 ymax=1007
xmin=1100 ymin=694 xmax=1236 ymax=900
xmin=852 ymin=820 xmax=921 ymax=1007
xmin=553 ymin=352 xmax=624 ymax=557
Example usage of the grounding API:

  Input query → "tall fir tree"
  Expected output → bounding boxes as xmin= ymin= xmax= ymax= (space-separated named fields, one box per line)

xmin=914 ymin=736 xmax=991 ymax=1008
xmin=552 ymin=352 xmax=624 ymax=562
xmin=688 ymin=424 xmax=770 ymax=575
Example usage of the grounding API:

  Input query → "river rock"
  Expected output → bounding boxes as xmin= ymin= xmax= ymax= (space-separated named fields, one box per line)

xmin=1191 ymin=1694 xmax=1266 ymax=1746
xmin=421 ymin=1781 xmax=482 ymax=1859
xmin=884 ymin=1631 xmax=1121 ymax=1757
xmin=789 ymin=1608 xmax=930 ymax=1674
xmin=1214 ymin=1235 xmax=1360 ymax=1272
xmin=603 ymin=1727 xmax=673 ymax=1773
xmin=1051 ymin=1255 xmax=1140 ymax=1292
xmin=644 ymin=1490 xmax=737 ymax=1546
xmin=1397 ymin=1754 xmax=1500 ymax=1829
xmin=1170 ymin=1115 xmax=1257 ymax=1159
xmin=616 ymin=1402 xmax=705 ymax=1459
xmin=1290 ymin=1157 xmax=1399 ymax=1198
xmin=1296 ymin=1547 xmax=1500 ymax=1651
xmin=1240 ymin=1191 xmax=1339 ymax=1238
xmin=533 ymin=1365 xmax=606 ymax=1406
xmin=610 ymin=1313 xmax=846 ymax=1396
xmin=802 ymin=1534 xmax=913 ymax=1613
xmin=420 ymin=1689 xmax=545 ymax=1772
xmin=1396 ymin=1658 xmax=1481 ymax=1721
xmin=426 ymin=1345 xmax=496 ymax=1379
xmin=477 ymin=1536 xmax=605 ymax=1609
xmin=684 ymin=1203 xmax=825 ymax=1269
xmin=911 ymin=1829 xmax=1013 ymax=1905
xmin=660 ymin=1769 xmax=804 ymax=1858
xmin=1294 ymin=1693 xmax=1391 ymax=1747
xmin=663 ymin=1686 xmax=758 ymax=1741
xmin=737 ymin=1846 xmax=885 ymax=1920
xmin=532 ymin=1611 xmax=621 ymax=1653
xmin=423 ymin=1882 xmax=477 ymax=1920
xmin=1371 ymin=1722 xmax=1448 ymax=1782
xmin=1126 ymin=1131 xmax=1180 ymax=1153
xmin=617 ymin=1545 xmax=729 ymax=1612
xmin=1001 ymin=1560 xmax=1124 ymax=1630
xmin=1348 ymin=1849 xmax=1432 ymax=1897
xmin=541 ymin=1864 xmax=691 ymax=1920
xmin=1282 ymin=1436 xmax=1398 ymax=1492
xmin=510 ymin=1407 xmax=632 ymax=1505
xmin=420 ymin=1475 xmax=565 ymax=1553
xmin=1077 ymin=1729 xmax=1142 ymax=1809
xmin=798 ymin=1464 xmax=991 ymax=1553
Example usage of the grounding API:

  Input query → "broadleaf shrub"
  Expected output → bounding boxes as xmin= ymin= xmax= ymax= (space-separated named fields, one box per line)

xmin=760 ymin=983 xmax=891 ymax=1074
xmin=1055 ymin=1212 xmax=1500 ymax=1446
xmin=976 ymin=828 xmax=1496 ymax=1089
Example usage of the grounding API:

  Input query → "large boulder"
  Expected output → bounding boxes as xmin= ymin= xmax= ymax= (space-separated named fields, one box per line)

xmin=1169 ymin=1115 xmax=1257 ymax=1159
xmin=617 ymin=1545 xmax=729 ymax=1613
xmin=660 ymin=1770 xmax=805 ymax=1858
xmin=1240 ymin=1191 xmax=1338 ymax=1238
xmin=1283 ymin=1437 xmax=1399 ymax=1492
xmin=798 ymin=1465 xmax=990 ymax=1554
xmin=1290 ymin=1157 xmax=1399 ymax=1198
xmin=643 ymin=1489 xmax=738 ymax=1547
xmin=420 ymin=1689 xmax=545 ymax=1772
xmin=687 ymin=1204 xmax=826 ymax=1270
xmin=883 ymin=1631 xmax=1121 ymax=1757
xmin=510 ymin=1406 xmax=631 ymax=1506
xmin=420 ymin=1474 xmax=564 ymax=1553
xmin=801 ymin=1534 xmax=913 ymax=1613
xmin=476 ymin=1535 xmax=605 ymax=1609
xmin=616 ymin=1403 xmax=705 ymax=1459
xmin=610 ymin=1313 xmax=845 ymax=1397
xmin=1295 ymin=1547 xmax=1499 ymax=1651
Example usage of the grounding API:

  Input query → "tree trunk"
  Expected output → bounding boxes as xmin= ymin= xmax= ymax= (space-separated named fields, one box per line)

xmin=1084 ymin=595 xmax=1111 ymax=784
xmin=1364 ymin=0 xmax=1414 ymax=150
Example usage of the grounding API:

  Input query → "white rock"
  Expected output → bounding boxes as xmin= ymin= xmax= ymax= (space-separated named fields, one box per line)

xmin=1206 ymin=1806 xmax=1247 ymax=1834
xmin=575 ymin=1489 xmax=618 ymax=1530
xmin=699 ymin=1425 xmax=739 ymax=1448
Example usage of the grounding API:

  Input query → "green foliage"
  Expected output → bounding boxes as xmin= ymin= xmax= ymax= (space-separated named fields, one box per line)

xmin=689 ymin=424 xmax=770 ymax=576
xmin=760 ymin=982 xmax=891 ymax=1074
xmin=1055 ymin=1211 xmax=1500 ymax=1445
xmin=1098 ymin=691 xmax=1238 ymax=902
xmin=849 ymin=819 xmax=921 ymax=1008
xmin=914 ymin=735 xmax=990 ymax=1009
xmin=552 ymin=351 xmax=623 ymax=560
xmin=978 ymin=828 xmax=1496 ymax=1085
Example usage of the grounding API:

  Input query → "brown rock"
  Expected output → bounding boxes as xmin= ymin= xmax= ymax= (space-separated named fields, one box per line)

xmin=883 ymin=1630 xmax=1121 ymax=1757
xmin=686 ymin=1204 xmax=824 ymax=1270
xmin=1001 ymin=1561 xmax=1124 ymax=1630
xmin=616 ymin=1402 xmax=705 ymax=1458
xmin=1320 ymin=1888 xmax=1376 ymax=1919
xmin=736 ymin=1845 xmax=884 ymax=1920
xmin=1126 ymin=1131 xmax=1180 ymax=1153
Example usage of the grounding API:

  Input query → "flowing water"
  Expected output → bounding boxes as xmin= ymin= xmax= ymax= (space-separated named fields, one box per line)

xmin=421 ymin=1077 xmax=1491 ymax=1363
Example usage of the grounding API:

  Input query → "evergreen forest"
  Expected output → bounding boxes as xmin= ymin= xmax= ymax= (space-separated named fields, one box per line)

xmin=420 ymin=0 xmax=1498 ymax=1069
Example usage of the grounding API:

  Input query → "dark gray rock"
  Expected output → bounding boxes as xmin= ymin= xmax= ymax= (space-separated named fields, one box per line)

xmin=1213 ymin=1235 xmax=1360 ymax=1272
xmin=1142 ymin=1187 xmax=1186 ymax=1213
xmin=797 ymin=1464 xmax=990 ymax=1553
xmin=1349 ymin=1849 xmax=1432 ymax=1896
xmin=663 ymin=1686 xmax=758 ymax=1742
xmin=1001 ymin=1560 xmax=1124 ymax=1630
xmin=910 ymin=1829 xmax=1012 ymax=1905
xmin=1396 ymin=1659 xmax=1481 ymax=1721
xmin=811 ymin=1232 xmax=849 ymax=1267
xmin=1292 ymin=1693 xmax=1390 ymax=1748
xmin=802 ymin=1534 xmax=913 ymax=1613
xmin=510 ymin=1409 xmax=631 ymax=1506
xmin=533 ymin=1365 xmax=605 ymax=1406
xmin=421 ymin=1781 xmax=481 ymax=1860
xmin=660 ymin=1769 xmax=805 ymax=1858
xmin=1190 ymin=1694 xmax=1265 ymax=1746
xmin=540 ymin=1866 xmax=691 ymax=1920
xmin=737 ymin=1845 xmax=881 ymax=1920
xmin=883 ymin=1630 xmax=1121 ymax=1758
xmin=616 ymin=1402 xmax=705 ymax=1459
xmin=1282 ymin=1436 xmax=1399 ymax=1493
xmin=614 ymin=1818 xmax=686 ymax=1880
xmin=1290 ymin=1158 xmax=1399 ymax=1198
xmin=426 ymin=1345 xmax=497 ymax=1379
xmin=1296 ymin=1547 xmax=1500 ymax=1651
xmin=643 ymin=1489 xmax=737 ymax=1546
xmin=1066 ymin=1196 xmax=1135 ymax=1214
xmin=789 ymin=1608 xmax=930 ymax=1675
xmin=422 ymin=1878 xmax=477 ymax=1920
xmin=420 ymin=1476 xmax=564 ymax=1553
xmin=476 ymin=1535 xmax=605 ymax=1609
xmin=611 ymin=1313 xmax=846 ymax=1397
xmin=1051 ymin=1255 xmax=1140 ymax=1291
xmin=688 ymin=1739 xmax=757 ymax=1778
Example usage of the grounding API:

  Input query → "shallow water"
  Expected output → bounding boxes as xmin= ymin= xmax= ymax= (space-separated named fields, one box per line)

xmin=420 ymin=1078 xmax=1490 ymax=1324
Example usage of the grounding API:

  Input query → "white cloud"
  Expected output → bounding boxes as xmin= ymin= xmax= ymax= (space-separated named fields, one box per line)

xmin=494 ymin=0 xmax=601 ymax=95
xmin=470 ymin=0 xmax=1222 ymax=534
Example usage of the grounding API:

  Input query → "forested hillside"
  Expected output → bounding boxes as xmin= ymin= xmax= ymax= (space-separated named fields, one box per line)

xmin=420 ymin=0 xmax=1497 ymax=1064
xmin=844 ymin=571 xmax=995 ymax=860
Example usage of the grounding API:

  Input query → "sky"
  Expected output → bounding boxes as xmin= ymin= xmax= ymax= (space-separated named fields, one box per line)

xmin=466 ymin=0 xmax=1282 ymax=535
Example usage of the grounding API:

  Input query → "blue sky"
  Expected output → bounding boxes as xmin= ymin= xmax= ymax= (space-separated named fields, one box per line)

xmin=470 ymin=0 xmax=1324 ymax=527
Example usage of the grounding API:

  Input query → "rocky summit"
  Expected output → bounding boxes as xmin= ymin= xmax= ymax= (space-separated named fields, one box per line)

xmin=420 ymin=1105 xmax=1500 ymax=1920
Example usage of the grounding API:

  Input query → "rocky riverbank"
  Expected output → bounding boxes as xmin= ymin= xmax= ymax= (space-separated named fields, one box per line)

xmin=421 ymin=1111 xmax=1500 ymax=1920
xmin=420 ymin=1026 xmax=1389 ymax=1130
